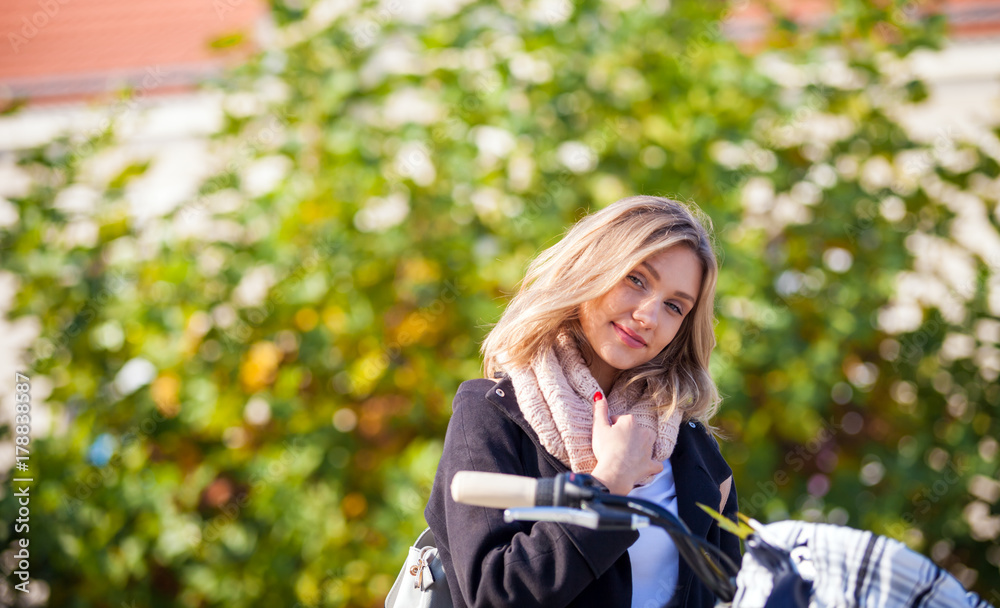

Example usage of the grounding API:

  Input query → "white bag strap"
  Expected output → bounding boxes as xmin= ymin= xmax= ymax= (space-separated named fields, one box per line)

xmin=414 ymin=527 xmax=435 ymax=549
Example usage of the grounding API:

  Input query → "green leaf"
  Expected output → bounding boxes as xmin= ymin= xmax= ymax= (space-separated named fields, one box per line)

xmin=209 ymin=32 xmax=246 ymax=50
xmin=108 ymin=161 xmax=151 ymax=189
xmin=697 ymin=503 xmax=755 ymax=540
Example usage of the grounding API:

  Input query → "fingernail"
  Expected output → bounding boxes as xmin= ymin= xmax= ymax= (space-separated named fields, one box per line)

xmin=593 ymin=391 xmax=603 ymax=402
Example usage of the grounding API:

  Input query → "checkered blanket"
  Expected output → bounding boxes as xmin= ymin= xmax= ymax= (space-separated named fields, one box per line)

xmin=730 ymin=521 xmax=995 ymax=608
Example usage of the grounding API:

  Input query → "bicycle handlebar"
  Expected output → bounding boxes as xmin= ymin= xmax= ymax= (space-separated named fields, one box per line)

xmin=450 ymin=470 xmax=739 ymax=602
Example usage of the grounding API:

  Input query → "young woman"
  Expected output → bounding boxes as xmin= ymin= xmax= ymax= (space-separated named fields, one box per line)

xmin=425 ymin=196 xmax=741 ymax=608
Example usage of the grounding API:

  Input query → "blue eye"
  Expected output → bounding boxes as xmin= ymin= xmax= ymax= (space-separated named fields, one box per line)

xmin=630 ymin=274 xmax=683 ymax=315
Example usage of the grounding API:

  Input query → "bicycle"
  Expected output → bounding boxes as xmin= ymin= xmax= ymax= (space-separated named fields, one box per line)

xmin=451 ymin=470 xmax=996 ymax=608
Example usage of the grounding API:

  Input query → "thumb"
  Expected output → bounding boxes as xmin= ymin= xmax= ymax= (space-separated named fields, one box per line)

xmin=646 ymin=459 xmax=664 ymax=478
xmin=592 ymin=391 xmax=610 ymax=428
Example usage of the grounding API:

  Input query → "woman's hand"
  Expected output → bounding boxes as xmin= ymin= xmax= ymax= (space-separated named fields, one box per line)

xmin=589 ymin=391 xmax=662 ymax=495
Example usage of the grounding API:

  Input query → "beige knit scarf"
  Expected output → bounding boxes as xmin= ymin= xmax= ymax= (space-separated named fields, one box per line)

xmin=499 ymin=330 xmax=683 ymax=484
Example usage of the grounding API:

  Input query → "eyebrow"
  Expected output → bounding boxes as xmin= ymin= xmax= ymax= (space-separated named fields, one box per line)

xmin=640 ymin=261 xmax=696 ymax=304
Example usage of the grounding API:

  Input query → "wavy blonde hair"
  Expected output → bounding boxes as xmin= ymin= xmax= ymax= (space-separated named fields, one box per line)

xmin=481 ymin=196 xmax=722 ymax=426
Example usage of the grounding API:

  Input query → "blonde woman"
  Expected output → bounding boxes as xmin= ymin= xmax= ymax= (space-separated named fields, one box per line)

xmin=425 ymin=196 xmax=741 ymax=608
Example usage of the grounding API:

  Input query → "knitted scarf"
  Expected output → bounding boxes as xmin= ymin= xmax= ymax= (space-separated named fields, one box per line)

xmin=499 ymin=330 xmax=683 ymax=484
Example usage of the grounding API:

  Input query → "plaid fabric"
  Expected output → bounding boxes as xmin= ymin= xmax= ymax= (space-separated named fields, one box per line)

xmin=730 ymin=521 xmax=995 ymax=608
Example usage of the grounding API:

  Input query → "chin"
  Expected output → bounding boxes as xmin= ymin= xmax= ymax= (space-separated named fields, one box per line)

xmin=617 ymin=358 xmax=647 ymax=373
xmin=601 ymin=350 xmax=644 ymax=373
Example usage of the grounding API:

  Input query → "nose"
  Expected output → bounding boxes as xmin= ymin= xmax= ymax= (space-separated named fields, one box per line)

xmin=633 ymin=296 xmax=659 ymax=329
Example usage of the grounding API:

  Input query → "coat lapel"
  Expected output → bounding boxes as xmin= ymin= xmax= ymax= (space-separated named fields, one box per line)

xmin=670 ymin=421 xmax=728 ymax=604
xmin=484 ymin=375 xmax=537 ymax=444
xmin=484 ymin=375 xmax=572 ymax=474
xmin=672 ymin=422 xmax=722 ymax=537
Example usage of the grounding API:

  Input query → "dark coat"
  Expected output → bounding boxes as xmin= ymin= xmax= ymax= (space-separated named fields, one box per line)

xmin=425 ymin=374 xmax=742 ymax=608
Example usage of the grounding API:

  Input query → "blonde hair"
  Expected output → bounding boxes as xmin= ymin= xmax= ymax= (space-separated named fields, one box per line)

xmin=481 ymin=195 xmax=722 ymax=426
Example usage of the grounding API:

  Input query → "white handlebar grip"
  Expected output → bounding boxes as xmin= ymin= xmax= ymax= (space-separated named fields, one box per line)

xmin=450 ymin=471 xmax=538 ymax=509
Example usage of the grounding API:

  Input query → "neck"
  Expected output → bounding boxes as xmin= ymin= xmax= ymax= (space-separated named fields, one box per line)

xmin=580 ymin=340 xmax=621 ymax=395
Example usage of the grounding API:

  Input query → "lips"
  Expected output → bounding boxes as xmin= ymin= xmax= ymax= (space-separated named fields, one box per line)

xmin=613 ymin=323 xmax=646 ymax=348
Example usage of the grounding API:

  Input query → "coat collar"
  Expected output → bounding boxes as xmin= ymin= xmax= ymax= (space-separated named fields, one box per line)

xmin=484 ymin=374 xmax=539 ymax=443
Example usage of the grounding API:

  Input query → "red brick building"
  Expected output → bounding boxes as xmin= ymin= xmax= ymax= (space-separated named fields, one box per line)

xmin=2 ymin=0 xmax=1000 ymax=106
xmin=0 ymin=0 xmax=267 ymax=104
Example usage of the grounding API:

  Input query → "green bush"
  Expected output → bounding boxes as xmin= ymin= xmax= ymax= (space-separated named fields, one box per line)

xmin=2 ymin=0 xmax=998 ymax=605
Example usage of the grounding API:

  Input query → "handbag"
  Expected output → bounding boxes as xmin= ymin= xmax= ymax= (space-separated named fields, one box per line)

xmin=385 ymin=528 xmax=452 ymax=608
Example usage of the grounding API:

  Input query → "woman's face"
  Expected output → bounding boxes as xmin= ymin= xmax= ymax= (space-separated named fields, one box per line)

xmin=579 ymin=245 xmax=702 ymax=385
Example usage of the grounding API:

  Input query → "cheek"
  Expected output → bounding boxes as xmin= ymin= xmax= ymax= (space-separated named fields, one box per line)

xmin=604 ymin=287 xmax=634 ymax=312
xmin=585 ymin=295 xmax=613 ymax=319
xmin=578 ymin=302 xmax=601 ymax=333
xmin=656 ymin=320 xmax=684 ymax=349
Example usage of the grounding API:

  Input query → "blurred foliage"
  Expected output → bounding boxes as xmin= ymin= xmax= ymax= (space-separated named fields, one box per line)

xmin=2 ymin=0 xmax=1000 ymax=605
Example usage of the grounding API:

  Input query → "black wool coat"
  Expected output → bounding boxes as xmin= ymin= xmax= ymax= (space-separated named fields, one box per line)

xmin=425 ymin=374 xmax=742 ymax=608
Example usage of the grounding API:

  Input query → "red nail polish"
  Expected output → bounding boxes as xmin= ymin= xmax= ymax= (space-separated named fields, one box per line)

xmin=593 ymin=391 xmax=602 ymax=402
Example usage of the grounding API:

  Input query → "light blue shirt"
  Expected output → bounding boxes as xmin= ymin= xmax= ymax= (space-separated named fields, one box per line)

xmin=626 ymin=458 xmax=680 ymax=608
